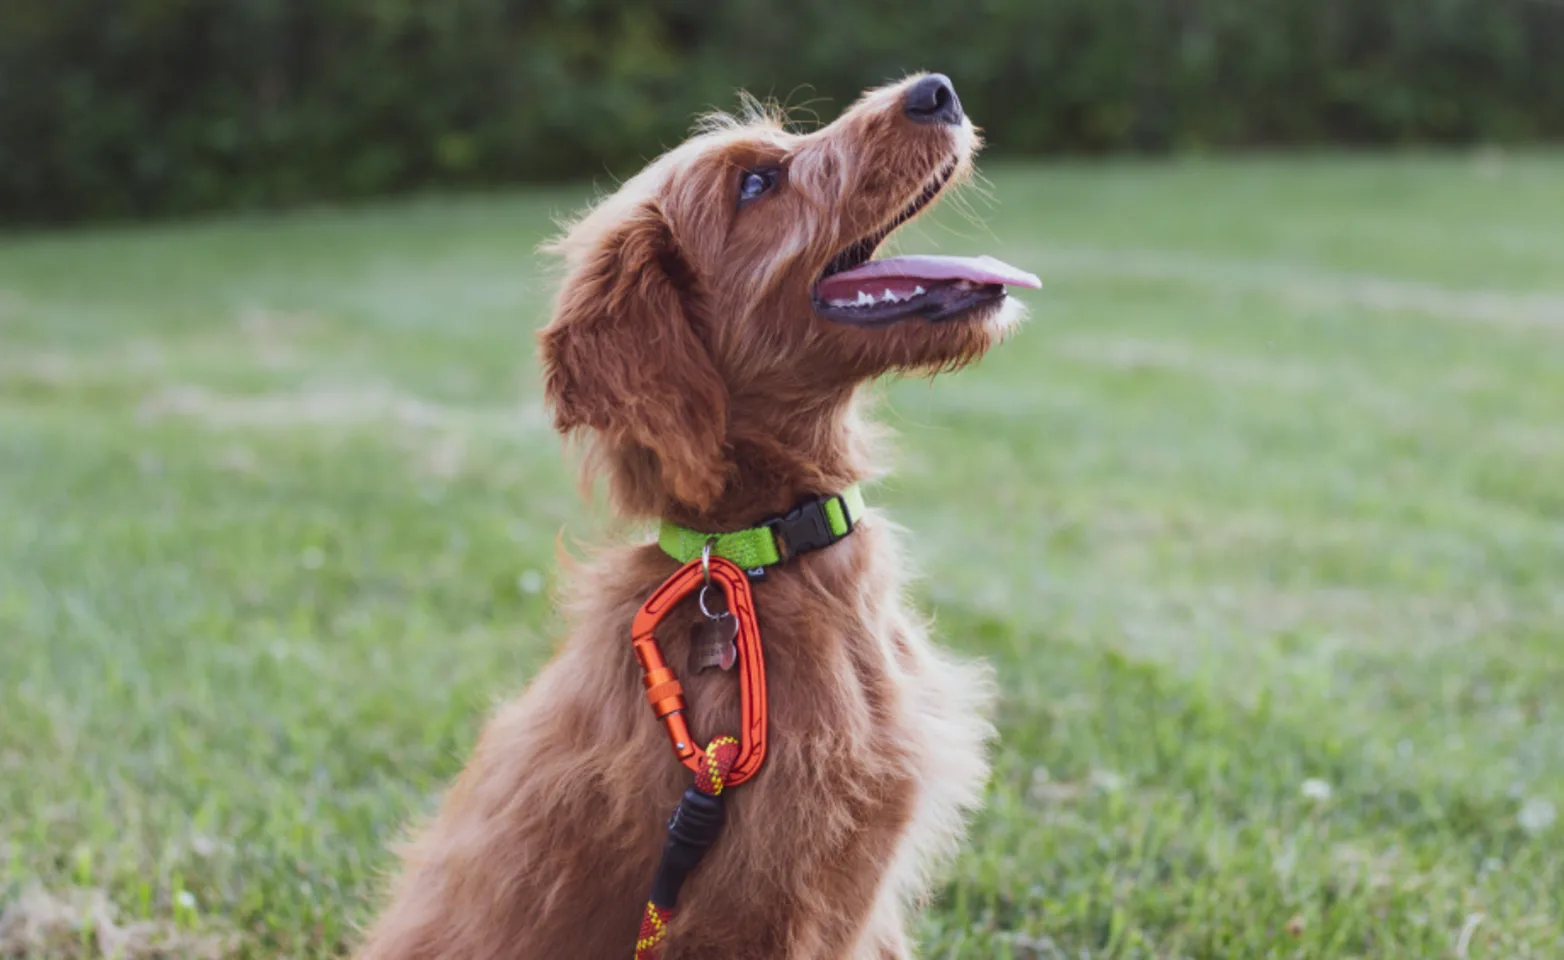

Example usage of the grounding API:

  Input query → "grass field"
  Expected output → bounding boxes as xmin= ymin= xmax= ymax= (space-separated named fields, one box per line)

xmin=3 ymin=152 xmax=1563 ymax=959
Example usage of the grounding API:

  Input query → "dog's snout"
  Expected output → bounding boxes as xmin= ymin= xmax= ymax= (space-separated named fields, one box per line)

xmin=903 ymin=74 xmax=963 ymax=126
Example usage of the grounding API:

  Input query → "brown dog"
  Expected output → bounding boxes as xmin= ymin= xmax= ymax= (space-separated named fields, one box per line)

xmin=356 ymin=73 xmax=1039 ymax=960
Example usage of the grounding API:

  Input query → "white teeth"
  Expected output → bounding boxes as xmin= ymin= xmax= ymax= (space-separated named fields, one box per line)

xmin=830 ymin=286 xmax=928 ymax=309
xmin=952 ymin=279 xmax=974 ymax=291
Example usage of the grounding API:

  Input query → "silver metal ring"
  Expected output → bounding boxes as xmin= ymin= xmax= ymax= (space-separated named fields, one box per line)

xmin=698 ymin=584 xmax=722 ymax=619
xmin=700 ymin=537 xmax=717 ymax=584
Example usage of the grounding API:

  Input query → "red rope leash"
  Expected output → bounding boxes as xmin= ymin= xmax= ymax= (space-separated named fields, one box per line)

xmin=634 ymin=736 xmax=740 ymax=960
xmin=628 ymin=556 xmax=765 ymax=959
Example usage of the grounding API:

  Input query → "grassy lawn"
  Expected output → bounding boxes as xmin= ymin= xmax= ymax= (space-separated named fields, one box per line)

xmin=3 ymin=152 xmax=1563 ymax=958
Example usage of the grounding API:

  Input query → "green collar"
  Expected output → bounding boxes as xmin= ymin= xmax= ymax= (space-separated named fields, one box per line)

xmin=658 ymin=485 xmax=865 ymax=570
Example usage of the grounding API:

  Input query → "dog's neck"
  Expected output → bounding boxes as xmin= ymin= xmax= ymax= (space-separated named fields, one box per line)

xmin=615 ymin=385 xmax=876 ymax=533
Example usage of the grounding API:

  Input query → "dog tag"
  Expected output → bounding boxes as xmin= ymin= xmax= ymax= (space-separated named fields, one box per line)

xmin=689 ymin=614 xmax=738 ymax=673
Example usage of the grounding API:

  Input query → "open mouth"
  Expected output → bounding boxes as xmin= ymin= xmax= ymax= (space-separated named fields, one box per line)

xmin=813 ymin=160 xmax=1041 ymax=327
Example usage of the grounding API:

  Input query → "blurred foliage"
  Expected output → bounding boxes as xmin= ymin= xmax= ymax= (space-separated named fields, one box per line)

xmin=2 ymin=0 xmax=1561 ymax=222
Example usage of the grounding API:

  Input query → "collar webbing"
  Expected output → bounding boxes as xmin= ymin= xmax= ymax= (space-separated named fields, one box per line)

xmin=658 ymin=485 xmax=865 ymax=570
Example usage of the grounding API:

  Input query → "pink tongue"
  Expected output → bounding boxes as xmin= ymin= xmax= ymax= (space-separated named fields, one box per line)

xmin=816 ymin=254 xmax=1041 ymax=302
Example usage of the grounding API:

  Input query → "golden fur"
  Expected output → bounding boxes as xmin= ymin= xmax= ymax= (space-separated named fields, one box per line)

xmin=356 ymin=74 xmax=1019 ymax=959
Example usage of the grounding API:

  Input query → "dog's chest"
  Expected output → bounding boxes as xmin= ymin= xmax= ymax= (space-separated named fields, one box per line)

xmin=677 ymin=595 xmax=923 ymax=783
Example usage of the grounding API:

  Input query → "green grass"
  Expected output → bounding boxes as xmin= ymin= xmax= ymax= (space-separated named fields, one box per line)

xmin=3 ymin=151 xmax=1563 ymax=958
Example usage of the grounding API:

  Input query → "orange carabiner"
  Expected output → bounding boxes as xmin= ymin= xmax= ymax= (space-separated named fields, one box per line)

xmin=630 ymin=556 xmax=767 ymax=788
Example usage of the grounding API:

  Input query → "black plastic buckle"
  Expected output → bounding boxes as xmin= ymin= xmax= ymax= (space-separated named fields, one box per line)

xmin=764 ymin=494 xmax=852 ymax=562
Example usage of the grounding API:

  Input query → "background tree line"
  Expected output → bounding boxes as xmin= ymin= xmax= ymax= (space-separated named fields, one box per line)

xmin=3 ymin=0 xmax=1561 ymax=223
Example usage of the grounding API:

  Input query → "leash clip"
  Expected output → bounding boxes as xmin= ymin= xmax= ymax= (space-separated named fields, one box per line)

xmin=630 ymin=556 xmax=768 ymax=787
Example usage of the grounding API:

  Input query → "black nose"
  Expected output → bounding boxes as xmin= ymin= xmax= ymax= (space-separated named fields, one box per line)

xmin=903 ymin=74 xmax=963 ymax=126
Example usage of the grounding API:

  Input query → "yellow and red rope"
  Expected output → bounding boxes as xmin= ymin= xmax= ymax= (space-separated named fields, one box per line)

xmin=633 ymin=736 xmax=740 ymax=960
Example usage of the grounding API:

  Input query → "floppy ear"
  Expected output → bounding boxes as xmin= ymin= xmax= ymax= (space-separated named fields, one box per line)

xmin=539 ymin=201 xmax=730 ymax=510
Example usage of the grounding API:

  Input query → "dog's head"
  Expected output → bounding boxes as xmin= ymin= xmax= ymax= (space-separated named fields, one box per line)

xmin=541 ymin=73 xmax=1039 ymax=516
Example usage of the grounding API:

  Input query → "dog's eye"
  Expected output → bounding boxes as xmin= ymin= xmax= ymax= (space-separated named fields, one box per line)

xmin=738 ymin=167 xmax=779 ymax=205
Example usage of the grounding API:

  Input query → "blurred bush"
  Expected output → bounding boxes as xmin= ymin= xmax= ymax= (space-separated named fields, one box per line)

xmin=2 ymin=0 xmax=1561 ymax=222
